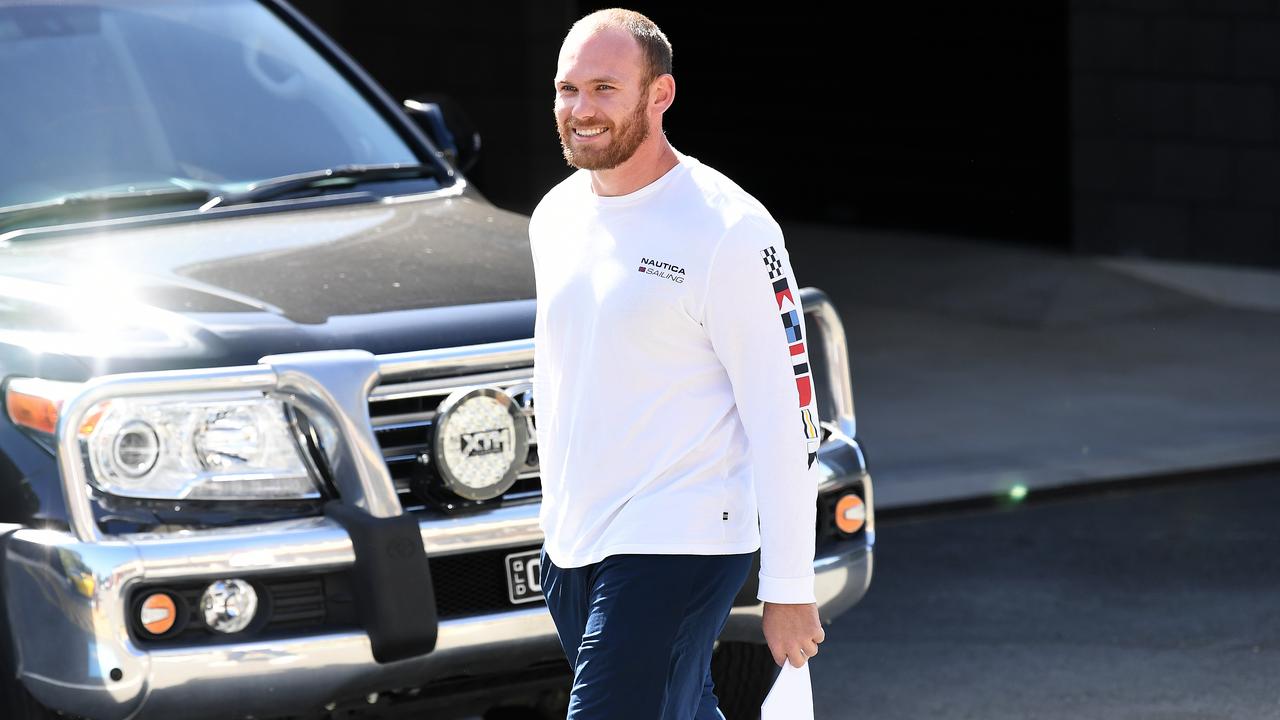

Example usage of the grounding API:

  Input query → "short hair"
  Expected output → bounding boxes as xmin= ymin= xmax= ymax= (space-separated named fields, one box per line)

xmin=567 ymin=8 xmax=673 ymax=89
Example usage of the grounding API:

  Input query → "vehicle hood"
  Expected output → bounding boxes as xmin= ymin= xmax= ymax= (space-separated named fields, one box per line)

xmin=0 ymin=193 xmax=539 ymax=380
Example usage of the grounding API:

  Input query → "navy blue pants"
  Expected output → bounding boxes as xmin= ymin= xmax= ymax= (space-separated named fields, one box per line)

xmin=539 ymin=546 xmax=755 ymax=720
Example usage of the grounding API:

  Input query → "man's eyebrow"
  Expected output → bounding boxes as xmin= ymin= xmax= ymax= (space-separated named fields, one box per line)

xmin=556 ymin=76 xmax=623 ymax=86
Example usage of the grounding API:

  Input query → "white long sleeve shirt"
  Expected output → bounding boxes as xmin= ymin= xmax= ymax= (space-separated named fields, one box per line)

xmin=528 ymin=147 xmax=821 ymax=604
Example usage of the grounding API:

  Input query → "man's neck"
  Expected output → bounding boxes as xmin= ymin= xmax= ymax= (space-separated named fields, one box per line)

xmin=589 ymin=140 xmax=679 ymax=197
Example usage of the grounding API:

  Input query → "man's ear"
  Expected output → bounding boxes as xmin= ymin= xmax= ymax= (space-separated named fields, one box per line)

xmin=652 ymin=73 xmax=676 ymax=113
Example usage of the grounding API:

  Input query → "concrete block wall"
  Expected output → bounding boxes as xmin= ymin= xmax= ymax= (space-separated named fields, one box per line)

xmin=1071 ymin=0 xmax=1280 ymax=267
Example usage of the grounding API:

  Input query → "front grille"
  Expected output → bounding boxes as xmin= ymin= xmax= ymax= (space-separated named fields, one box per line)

xmin=365 ymin=367 xmax=541 ymax=511
xmin=430 ymin=544 xmax=545 ymax=618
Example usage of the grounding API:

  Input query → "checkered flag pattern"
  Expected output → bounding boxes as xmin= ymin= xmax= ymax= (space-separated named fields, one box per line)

xmin=761 ymin=246 xmax=783 ymax=280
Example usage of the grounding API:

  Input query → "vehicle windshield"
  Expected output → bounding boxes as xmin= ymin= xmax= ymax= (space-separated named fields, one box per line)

xmin=0 ymin=0 xmax=437 ymax=218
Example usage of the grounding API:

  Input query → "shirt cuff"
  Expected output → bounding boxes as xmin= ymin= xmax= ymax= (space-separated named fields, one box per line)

xmin=757 ymin=571 xmax=817 ymax=604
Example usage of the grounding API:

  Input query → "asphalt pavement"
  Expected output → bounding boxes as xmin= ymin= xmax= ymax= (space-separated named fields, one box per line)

xmin=812 ymin=463 xmax=1280 ymax=719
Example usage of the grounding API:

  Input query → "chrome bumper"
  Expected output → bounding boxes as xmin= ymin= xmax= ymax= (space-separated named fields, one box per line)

xmin=4 ymin=483 xmax=872 ymax=720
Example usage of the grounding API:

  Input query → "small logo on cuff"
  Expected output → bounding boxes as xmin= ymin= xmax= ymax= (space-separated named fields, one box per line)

xmin=639 ymin=256 xmax=686 ymax=284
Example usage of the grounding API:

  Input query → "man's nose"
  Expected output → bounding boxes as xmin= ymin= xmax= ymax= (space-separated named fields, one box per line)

xmin=569 ymin=92 xmax=596 ymax=120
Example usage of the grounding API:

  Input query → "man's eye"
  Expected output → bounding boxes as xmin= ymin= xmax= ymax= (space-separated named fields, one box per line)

xmin=597 ymin=85 xmax=613 ymax=91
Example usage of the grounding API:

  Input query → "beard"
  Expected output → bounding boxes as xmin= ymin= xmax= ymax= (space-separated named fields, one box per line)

xmin=557 ymin=91 xmax=651 ymax=171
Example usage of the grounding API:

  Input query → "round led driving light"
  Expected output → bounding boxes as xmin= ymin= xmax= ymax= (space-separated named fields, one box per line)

xmin=201 ymin=579 xmax=258 ymax=634
xmin=113 ymin=420 xmax=160 ymax=478
xmin=432 ymin=387 xmax=529 ymax=501
xmin=834 ymin=493 xmax=866 ymax=535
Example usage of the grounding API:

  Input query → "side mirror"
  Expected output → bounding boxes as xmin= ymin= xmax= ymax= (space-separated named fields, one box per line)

xmin=402 ymin=94 xmax=481 ymax=174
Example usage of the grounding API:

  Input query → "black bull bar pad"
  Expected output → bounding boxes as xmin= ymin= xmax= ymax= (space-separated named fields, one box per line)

xmin=324 ymin=501 xmax=438 ymax=663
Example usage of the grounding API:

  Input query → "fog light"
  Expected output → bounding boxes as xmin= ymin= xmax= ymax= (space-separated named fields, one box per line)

xmin=834 ymin=493 xmax=866 ymax=534
xmin=201 ymin=579 xmax=258 ymax=634
xmin=139 ymin=592 xmax=177 ymax=636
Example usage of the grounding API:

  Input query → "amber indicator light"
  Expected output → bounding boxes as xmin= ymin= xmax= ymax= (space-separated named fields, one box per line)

xmin=6 ymin=389 xmax=59 ymax=435
xmin=834 ymin=494 xmax=866 ymax=534
xmin=5 ymin=388 xmax=104 ymax=436
xmin=140 ymin=593 xmax=177 ymax=636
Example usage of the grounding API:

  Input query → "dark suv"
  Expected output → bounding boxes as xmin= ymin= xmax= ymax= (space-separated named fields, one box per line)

xmin=0 ymin=2 xmax=875 ymax=718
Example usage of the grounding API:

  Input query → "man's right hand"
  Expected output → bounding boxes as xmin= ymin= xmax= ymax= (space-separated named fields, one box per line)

xmin=761 ymin=601 xmax=824 ymax=668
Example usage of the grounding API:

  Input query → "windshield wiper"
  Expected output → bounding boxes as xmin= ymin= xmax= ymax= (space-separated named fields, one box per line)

xmin=0 ymin=187 xmax=213 ymax=232
xmin=203 ymin=163 xmax=444 ymax=210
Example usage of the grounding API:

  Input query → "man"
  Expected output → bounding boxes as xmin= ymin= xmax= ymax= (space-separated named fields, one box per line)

xmin=528 ymin=8 xmax=825 ymax=719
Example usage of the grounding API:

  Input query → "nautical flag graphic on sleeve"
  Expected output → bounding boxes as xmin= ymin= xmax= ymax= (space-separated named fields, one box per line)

xmin=760 ymin=245 xmax=822 ymax=469
xmin=772 ymin=277 xmax=794 ymax=306
xmin=781 ymin=309 xmax=802 ymax=343
xmin=763 ymin=246 xmax=784 ymax=280
xmin=801 ymin=407 xmax=820 ymax=444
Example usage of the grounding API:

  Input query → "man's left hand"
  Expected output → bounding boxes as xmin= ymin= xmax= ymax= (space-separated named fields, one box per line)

xmin=761 ymin=601 xmax=824 ymax=668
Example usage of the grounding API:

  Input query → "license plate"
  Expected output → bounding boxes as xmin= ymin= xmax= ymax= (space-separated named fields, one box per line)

xmin=504 ymin=549 xmax=543 ymax=605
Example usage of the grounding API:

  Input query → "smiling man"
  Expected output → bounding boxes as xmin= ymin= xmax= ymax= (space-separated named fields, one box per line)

xmin=529 ymin=8 xmax=825 ymax=719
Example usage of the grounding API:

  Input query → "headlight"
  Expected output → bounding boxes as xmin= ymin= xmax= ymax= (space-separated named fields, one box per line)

xmin=86 ymin=392 xmax=319 ymax=500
